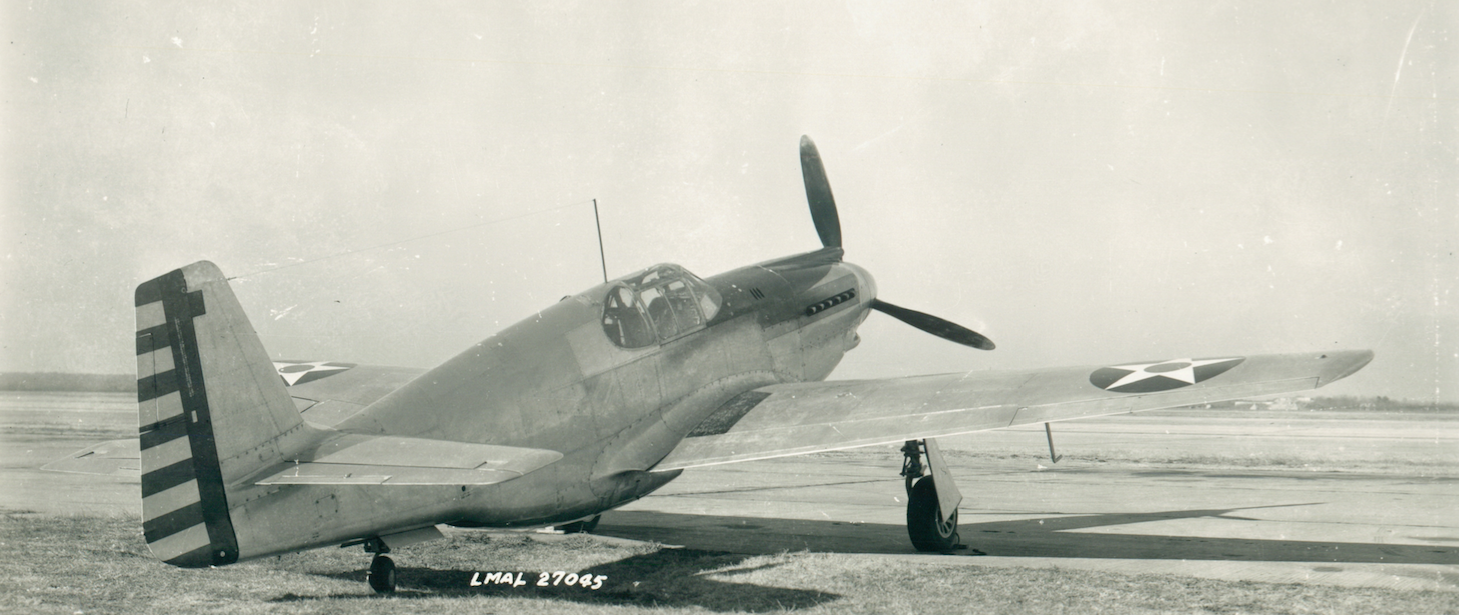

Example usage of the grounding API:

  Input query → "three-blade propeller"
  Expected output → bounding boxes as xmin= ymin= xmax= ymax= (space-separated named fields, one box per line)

xmin=798 ymin=135 xmax=995 ymax=351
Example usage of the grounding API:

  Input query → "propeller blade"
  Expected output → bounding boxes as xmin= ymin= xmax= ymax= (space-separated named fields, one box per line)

xmin=800 ymin=135 xmax=842 ymax=249
xmin=871 ymin=299 xmax=996 ymax=350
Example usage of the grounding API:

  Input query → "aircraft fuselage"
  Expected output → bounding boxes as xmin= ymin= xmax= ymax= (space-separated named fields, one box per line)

xmin=264 ymin=248 xmax=877 ymax=548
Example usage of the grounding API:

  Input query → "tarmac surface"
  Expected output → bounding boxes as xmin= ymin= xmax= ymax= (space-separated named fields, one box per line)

xmin=4 ymin=392 xmax=1457 ymax=592
xmin=600 ymin=412 xmax=1459 ymax=592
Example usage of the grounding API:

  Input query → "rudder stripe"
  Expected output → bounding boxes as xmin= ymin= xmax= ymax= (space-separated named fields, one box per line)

xmin=141 ymin=458 xmax=196 ymax=498
xmin=137 ymin=370 xmax=180 ymax=403
xmin=136 ymin=325 xmax=171 ymax=355
xmin=142 ymin=501 xmax=205 ymax=543
xmin=139 ymin=417 xmax=188 ymax=451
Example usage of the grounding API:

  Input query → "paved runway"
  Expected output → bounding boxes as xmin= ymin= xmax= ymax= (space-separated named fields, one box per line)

xmin=597 ymin=416 xmax=1459 ymax=592
xmin=4 ymin=392 xmax=1456 ymax=592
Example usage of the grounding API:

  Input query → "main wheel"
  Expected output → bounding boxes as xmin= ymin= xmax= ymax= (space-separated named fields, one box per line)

xmin=368 ymin=554 xmax=396 ymax=594
xmin=906 ymin=477 xmax=959 ymax=552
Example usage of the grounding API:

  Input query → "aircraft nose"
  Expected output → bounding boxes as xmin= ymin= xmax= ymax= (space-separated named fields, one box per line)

xmin=841 ymin=262 xmax=876 ymax=305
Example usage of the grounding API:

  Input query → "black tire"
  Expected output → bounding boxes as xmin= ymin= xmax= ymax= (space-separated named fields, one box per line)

xmin=557 ymin=515 xmax=601 ymax=534
xmin=906 ymin=477 xmax=959 ymax=552
xmin=368 ymin=554 xmax=396 ymax=594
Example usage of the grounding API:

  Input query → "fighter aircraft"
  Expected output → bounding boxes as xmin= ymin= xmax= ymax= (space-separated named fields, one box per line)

xmin=50 ymin=136 xmax=1372 ymax=593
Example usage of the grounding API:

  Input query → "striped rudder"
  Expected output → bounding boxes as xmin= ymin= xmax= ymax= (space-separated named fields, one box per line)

xmin=135 ymin=261 xmax=304 ymax=567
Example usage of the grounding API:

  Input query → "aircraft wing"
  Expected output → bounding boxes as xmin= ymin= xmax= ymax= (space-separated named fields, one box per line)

xmin=653 ymin=350 xmax=1373 ymax=471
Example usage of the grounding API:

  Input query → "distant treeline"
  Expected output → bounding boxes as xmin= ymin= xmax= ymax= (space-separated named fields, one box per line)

xmin=1201 ymin=396 xmax=1459 ymax=413
xmin=0 ymin=373 xmax=134 ymax=393
xmin=1305 ymin=395 xmax=1459 ymax=413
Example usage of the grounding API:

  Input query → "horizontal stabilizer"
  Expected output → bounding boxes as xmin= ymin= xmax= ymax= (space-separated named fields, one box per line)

xmin=255 ymin=435 xmax=563 ymax=486
xmin=42 ymin=439 xmax=141 ymax=476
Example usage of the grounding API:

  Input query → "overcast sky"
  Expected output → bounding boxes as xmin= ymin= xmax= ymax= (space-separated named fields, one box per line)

xmin=3 ymin=2 xmax=1453 ymax=401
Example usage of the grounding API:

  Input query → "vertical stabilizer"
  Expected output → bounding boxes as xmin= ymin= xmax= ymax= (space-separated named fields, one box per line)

xmin=134 ymin=261 xmax=304 ymax=567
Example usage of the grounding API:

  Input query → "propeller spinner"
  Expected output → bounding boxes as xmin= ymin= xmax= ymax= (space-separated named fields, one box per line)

xmin=798 ymin=135 xmax=995 ymax=351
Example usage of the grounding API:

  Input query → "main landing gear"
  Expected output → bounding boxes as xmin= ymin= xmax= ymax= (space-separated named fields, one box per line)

xmin=901 ymin=438 xmax=963 ymax=552
xmin=364 ymin=538 xmax=396 ymax=594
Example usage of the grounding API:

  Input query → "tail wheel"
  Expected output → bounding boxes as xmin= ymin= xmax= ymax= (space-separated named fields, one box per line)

xmin=907 ymin=477 xmax=959 ymax=552
xmin=368 ymin=554 xmax=396 ymax=594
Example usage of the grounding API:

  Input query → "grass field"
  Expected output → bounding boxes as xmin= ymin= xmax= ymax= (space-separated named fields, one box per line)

xmin=3 ymin=511 xmax=1456 ymax=615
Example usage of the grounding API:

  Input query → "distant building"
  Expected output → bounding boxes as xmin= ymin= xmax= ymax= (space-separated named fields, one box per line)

xmin=1268 ymin=398 xmax=1298 ymax=411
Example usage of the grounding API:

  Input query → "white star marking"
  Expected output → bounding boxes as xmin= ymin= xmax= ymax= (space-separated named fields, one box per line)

xmin=272 ymin=361 xmax=350 ymax=386
xmin=1103 ymin=357 xmax=1241 ymax=390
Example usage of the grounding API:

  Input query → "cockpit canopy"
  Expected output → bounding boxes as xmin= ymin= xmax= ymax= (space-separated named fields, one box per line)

xmin=602 ymin=263 xmax=722 ymax=348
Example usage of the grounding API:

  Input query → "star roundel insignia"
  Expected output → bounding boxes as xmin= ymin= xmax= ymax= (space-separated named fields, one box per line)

xmin=272 ymin=360 xmax=356 ymax=387
xmin=1089 ymin=357 xmax=1245 ymax=393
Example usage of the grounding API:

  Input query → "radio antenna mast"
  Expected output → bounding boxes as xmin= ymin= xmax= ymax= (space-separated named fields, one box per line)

xmin=593 ymin=198 xmax=608 ymax=283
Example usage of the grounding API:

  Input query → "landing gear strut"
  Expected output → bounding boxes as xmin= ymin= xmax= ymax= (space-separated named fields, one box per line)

xmin=901 ymin=438 xmax=963 ymax=552
xmin=364 ymin=538 xmax=395 ymax=594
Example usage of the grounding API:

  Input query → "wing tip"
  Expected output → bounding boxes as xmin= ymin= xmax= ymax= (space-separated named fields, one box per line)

xmin=1319 ymin=349 xmax=1374 ymax=386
